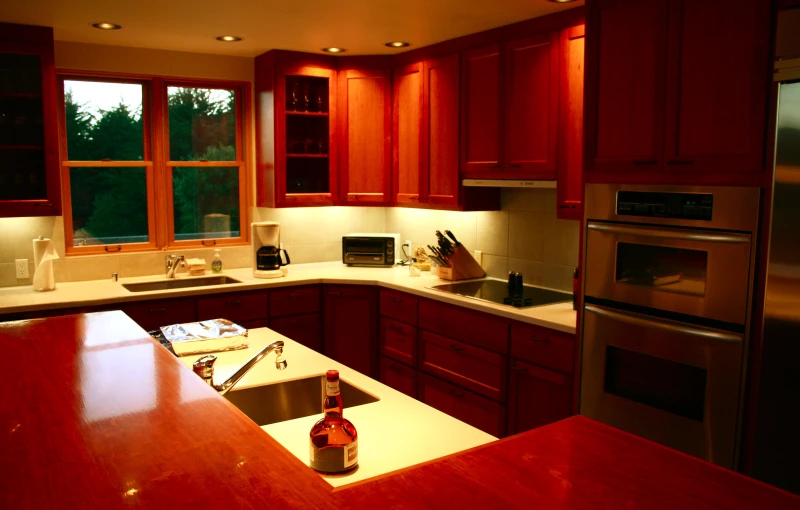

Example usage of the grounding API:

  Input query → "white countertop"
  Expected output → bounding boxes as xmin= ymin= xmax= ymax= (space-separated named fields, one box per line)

xmin=177 ymin=327 xmax=496 ymax=487
xmin=0 ymin=262 xmax=577 ymax=333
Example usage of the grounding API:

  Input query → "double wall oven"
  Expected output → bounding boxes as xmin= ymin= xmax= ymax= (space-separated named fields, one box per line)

xmin=580 ymin=184 xmax=760 ymax=469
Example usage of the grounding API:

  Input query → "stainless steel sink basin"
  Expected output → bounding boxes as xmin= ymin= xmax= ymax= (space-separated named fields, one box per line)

xmin=224 ymin=375 xmax=379 ymax=426
xmin=122 ymin=276 xmax=241 ymax=292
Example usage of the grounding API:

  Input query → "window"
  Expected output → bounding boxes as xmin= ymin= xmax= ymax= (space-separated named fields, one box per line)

xmin=58 ymin=75 xmax=249 ymax=254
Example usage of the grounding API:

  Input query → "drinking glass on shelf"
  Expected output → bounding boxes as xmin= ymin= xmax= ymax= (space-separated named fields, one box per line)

xmin=317 ymin=137 xmax=326 ymax=155
xmin=302 ymin=83 xmax=310 ymax=112
xmin=289 ymin=81 xmax=299 ymax=111
xmin=315 ymin=87 xmax=325 ymax=112
xmin=303 ymin=137 xmax=315 ymax=154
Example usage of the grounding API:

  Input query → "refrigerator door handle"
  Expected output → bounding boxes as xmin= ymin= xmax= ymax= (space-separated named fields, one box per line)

xmin=584 ymin=305 xmax=743 ymax=343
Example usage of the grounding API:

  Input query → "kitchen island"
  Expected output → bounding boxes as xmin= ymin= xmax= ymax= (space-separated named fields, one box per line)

xmin=2 ymin=311 xmax=798 ymax=509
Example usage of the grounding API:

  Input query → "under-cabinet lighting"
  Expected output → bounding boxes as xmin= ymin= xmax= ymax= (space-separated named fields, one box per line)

xmin=216 ymin=35 xmax=243 ymax=42
xmin=548 ymin=0 xmax=577 ymax=3
xmin=322 ymin=47 xmax=346 ymax=53
xmin=385 ymin=41 xmax=411 ymax=48
xmin=91 ymin=22 xmax=122 ymax=30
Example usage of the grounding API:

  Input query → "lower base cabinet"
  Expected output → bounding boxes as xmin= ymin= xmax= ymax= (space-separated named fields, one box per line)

xmin=418 ymin=372 xmax=506 ymax=438
xmin=379 ymin=356 xmax=417 ymax=398
xmin=323 ymin=285 xmax=378 ymax=378
xmin=507 ymin=358 xmax=573 ymax=435
xmin=269 ymin=313 xmax=322 ymax=352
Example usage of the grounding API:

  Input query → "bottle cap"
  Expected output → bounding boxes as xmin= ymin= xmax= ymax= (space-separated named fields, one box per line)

xmin=326 ymin=370 xmax=339 ymax=380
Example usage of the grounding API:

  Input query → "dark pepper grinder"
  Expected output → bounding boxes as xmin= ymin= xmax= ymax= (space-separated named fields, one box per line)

xmin=507 ymin=271 xmax=517 ymax=296
xmin=573 ymin=267 xmax=579 ymax=310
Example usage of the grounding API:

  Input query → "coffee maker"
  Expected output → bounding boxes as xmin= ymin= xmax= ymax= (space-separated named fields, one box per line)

xmin=252 ymin=222 xmax=290 ymax=279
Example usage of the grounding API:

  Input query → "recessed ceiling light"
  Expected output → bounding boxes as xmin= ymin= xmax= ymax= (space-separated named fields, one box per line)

xmin=216 ymin=35 xmax=243 ymax=42
xmin=322 ymin=47 xmax=346 ymax=53
xmin=91 ymin=22 xmax=122 ymax=30
xmin=385 ymin=41 xmax=411 ymax=48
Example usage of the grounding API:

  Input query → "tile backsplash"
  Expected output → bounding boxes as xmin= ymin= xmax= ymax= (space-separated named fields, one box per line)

xmin=0 ymin=189 xmax=578 ymax=291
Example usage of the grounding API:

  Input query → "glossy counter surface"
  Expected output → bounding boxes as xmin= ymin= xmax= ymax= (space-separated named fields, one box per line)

xmin=3 ymin=312 xmax=798 ymax=509
xmin=0 ymin=262 xmax=577 ymax=333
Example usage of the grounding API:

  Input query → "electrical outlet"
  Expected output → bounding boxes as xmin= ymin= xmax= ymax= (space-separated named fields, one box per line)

xmin=15 ymin=259 xmax=29 ymax=279
xmin=473 ymin=250 xmax=482 ymax=266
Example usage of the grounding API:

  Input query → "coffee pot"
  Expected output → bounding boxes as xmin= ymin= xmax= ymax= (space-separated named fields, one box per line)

xmin=252 ymin=222 xmax=290 ymax=278
xmin=257 ymin=245 xmax=290 ymax=271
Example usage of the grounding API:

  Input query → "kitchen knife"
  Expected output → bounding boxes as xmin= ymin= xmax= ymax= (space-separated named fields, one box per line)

xmin=444 ymin=230 xmax=461 ymax=247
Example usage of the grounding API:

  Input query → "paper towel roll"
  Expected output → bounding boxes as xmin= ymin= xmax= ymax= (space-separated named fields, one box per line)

xmin=33 ymin=237 xmax=58 ymax=292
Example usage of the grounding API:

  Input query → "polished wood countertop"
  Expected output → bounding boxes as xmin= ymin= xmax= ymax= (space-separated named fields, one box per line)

xmin=2 ymin=312 xmax=797 ymax=509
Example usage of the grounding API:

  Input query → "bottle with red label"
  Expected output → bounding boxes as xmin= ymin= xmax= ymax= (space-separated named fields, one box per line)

xmin=309 ymin=370 xmax=359 ymax=473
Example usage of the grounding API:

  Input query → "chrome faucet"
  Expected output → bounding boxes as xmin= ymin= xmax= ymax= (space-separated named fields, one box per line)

xmin=192 ymin=340 xmax=287 ymax=396
xmin=165 ymin=254 xmax=185 ymax=278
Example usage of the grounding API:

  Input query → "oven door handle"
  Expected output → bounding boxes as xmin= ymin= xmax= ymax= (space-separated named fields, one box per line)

xmin=584 ymin=305 xmax=742 ymax=343
xmin=587 ymin=223 xmax=750 ymax=245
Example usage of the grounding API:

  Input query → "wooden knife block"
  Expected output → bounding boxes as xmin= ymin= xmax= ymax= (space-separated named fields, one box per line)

xmin=437 ymin=245 xmax=486 ymax=281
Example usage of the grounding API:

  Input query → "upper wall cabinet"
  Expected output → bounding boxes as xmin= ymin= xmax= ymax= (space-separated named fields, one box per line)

xmin=461 ymin=33 xmax=560 ymax=179
xmin=392 ymin=62 xmax=423 ymax=206
xmin=584 ymin=0 xmax=771 ymax=184
xmin=0 ymin=23 xmax=61 ymax=218
xmin=557 ymin=25 xmax=585 ymax=221
xmin=337 ymin=65 xmax=391 ymax=205
xmin=255 ymin=51 xmax=338 ymax=207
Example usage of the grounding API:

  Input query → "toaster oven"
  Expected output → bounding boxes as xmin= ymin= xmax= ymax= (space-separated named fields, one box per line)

xmin=342 ymin=234 xmax=400 ymax=266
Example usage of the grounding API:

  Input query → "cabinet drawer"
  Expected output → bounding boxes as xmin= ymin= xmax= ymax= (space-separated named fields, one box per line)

xmin=269 ymin=285 xmax=321 ymax=318
xmin=419 ymin=299 xmax=509 ymax=354
xmin=379 ymin=289 xmax=418 ymax=325
xmin=419 ymin=329 xmax=507 ymax=402
xmin=197 ymin=291 xmax=268 ymax=323
xmin=379 ymin=317 xmax=417 ymax=366
xmin=239 ymin=319 xmax=270 ymax=330
xmin=379 ymin=356 xmax=417 ymax=398
xmin=418 ymin=373 xmax=506 ymax=438
xmin=508 ymin=358 xmax=573 ymax=435
xmin=120 ymin=298 xmax=196 ymax=332
xmin=269 ymin=313 xmax=322 ymax=352
xmin=510 ymin=323 xmax=575 ymax=374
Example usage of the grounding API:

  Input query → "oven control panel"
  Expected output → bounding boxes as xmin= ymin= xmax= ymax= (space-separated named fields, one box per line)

xmin=616 ymin=191 xmax=713 ymax=221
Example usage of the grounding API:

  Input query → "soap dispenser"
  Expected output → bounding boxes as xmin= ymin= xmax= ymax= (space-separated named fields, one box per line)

xmin=211 ymin=249 xmax=223 ymax=273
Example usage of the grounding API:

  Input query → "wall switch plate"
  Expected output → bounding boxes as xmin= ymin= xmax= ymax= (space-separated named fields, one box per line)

xmin=15 ymin=259 xmax=29 ymax=279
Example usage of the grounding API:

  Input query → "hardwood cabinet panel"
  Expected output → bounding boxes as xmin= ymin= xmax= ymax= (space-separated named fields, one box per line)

xmin=338 ymin=68 xmax=391 ymax=204
xmin=507 ymin=358 xmax=573 ymax=435
xmin=557 ymin=25 xmax=585 ymax=221
xmin=664 ymin=0 xmax=769 ymax=174
xmin=378 ymin=289 xmax=418 ymax=325
xmin=379 ymin=356 xmax=417 ymax=398
xmin=269 ymin=285 xmax=320 ymax=318
xmin=419 ymin=373 xmax=506 ymax=438
xmin=196 ymin=291 xmax=268 ymax=323
xmin=323 ymin=285 xmax=378 ymax=378
xmin=504 ymin=33 xmax=559 ymax=177
xmin=424 ymin=55 xmax=460 ymax=207
xmin=588 ymin=0 xmax=668 ymax=174
xmin=419 ymin=299 xmax=509 ymax=355
xmin=419 ymin=329 xmax=507 ymax=402
xmin=120 ymin=298 xmax=196 ymax=332
xmin=461 ymin=45 xmax=503 ymax=175
xmin=269 ymin=313 xmax=322 ymax=352
xmin=510 ymin=322 xmax=575 ymax=374
xmin=239 ymin=319 xmax=270 ymax=330
xmin=379 ymin=317 xmax=416 ymax=366
xmin=392 ymin=63 xmax=423 ymax=205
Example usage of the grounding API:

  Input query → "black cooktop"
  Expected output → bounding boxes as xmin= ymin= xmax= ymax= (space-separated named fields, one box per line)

xmin=428 ymin=279 xmax=572 ymax=309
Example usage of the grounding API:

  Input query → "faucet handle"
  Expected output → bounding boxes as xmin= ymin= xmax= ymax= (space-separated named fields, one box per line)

xmin=193 ymin=355 xmax=217 ymax=382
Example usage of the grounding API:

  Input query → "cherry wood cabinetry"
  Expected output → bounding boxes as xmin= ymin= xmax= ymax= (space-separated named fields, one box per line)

xmin=461 ymin=46 xmax=503 ymax=175
xmin=255 ymin=51 xmax=338 ymax=207
xmin=323 ymin=285 xmax=378 ymax=378
xmin=268 ymin=285 xmax=320 ymax=317
xmin=379 ymin=288 xmax=419 ymax=324
xmin=419 ymin=372 xmax=506 ymax=437
xmin=0 ymin=23 xmax=61 ymax=217
xmin=556 ymin=25 xmax=585 ymax=220
xmin=337 ymin=66 xmax=391 ymax=204
xmin=508 ymin=359 xmax=572 ymax=435
xmin=119 ymin=298 xmax=197 ymax=332
xmin=392 ymin=63 xmax=423 ymax=205
xmin=379 ymin=317 xmax=416 ymax=366
xmin=379 ymin=356 xmax=417 ymax=398
xmin=419 ymin=298 xmax=510 ymax=355
xmin=510 ymin=322 xmax=575 ymax=375
xmin=269 ymin=313 xmax=322 ymax=352
xmin=196 ymin=291 xmax=268 ymax=324
xmin=584 ymin=0 xmax=770 ymax=184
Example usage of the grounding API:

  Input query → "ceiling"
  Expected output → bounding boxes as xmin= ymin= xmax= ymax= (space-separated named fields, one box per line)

xmin=0 ymin=0 xmax=583 ymax=58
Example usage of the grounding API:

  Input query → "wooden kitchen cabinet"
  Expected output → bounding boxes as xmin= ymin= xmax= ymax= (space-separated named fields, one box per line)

xmin=510 ymin=322 xmax=575 ymax=375
xmin=379 ymin=289 xmax=419 ymax=325
xmin=461 ymin=45 xmax=502 ymax=175
xmin=196 ymin=291 xmax=268 ymax=324
xmin=419 ymin=298 xmax=510 ymax=355
xmin=269 ymin=285 xmax=320 ymax=317
xmin=379 ymin=317 xmax=416 ymax=366
xmin=379 ymin=356 xmax=417 ymax=398
xmin=323 ymin=285 xmax=378 ymax=378
xmin=255 ymin=51 xmax=338 ymax=207
xmin=557 ymin=25 xmax=585 ymax=221
xmin=337 ymin=65 xmax=391 ymax=204
xmin=119 ymin=298 xmax=196 ymax=332
xmin=584 ymin=0 xmax=770 ymax=184
xmin=507 ymin=358 xmax=572 ymax=435
xmin=419 ymin=372 xmax=506 ymax=437
xmin=269 ymin=313 xmax=322 ymax=352
xmin=0 ymin=23 xmax=61 ymax=218
xmin=392 ymin=62 xmax=423 ymax=205
xmin=423 ymin=55 xmax=460 ymax=207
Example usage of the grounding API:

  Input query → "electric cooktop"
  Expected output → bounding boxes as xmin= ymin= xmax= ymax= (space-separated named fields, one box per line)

xmin=428 ymin=279 xmax=572 ymax=309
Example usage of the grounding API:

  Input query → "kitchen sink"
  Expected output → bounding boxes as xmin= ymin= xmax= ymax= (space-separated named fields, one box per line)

xmin=224 ymin=375 xmax=379 ymax=426
xmin=122 ymin=276 xmax=241 ymax=292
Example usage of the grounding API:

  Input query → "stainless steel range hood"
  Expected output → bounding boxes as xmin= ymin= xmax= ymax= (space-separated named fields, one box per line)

xmin=461 ymin=179 xmax=556 ymax=188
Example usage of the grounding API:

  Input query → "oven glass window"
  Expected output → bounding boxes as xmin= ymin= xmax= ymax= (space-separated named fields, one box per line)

xmin=605 ymin=346 xmax=707 ymax=421
xmin=615 ymin=243 xmax=708 ymax=296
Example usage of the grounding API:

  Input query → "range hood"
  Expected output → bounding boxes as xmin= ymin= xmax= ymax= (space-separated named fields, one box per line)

xmin=462 ymin=179 xmax=556 ymax=189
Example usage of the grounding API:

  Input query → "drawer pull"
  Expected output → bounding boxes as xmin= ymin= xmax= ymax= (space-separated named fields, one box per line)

xmin=387 ymin=364 xmax=402 ymax=371
xmin=290 ymin=320 xmax=305 ymax=325
xmin=450 ymin=344 xmax=465 ymax=352
xmin=449 ymin=389 xmax=465 ymax=398
xmin=328 ymin=292 xmax=341 ymax=296
xmin=667 ymin=160 xmax=694 ymax=165
xmin=289 ymin=293 xmax=303 ymax=298
xmin=511 ymin=365 xmax=529 ymax=373
xmin=633 ymin=160 xmax=657 ymax=165
xmin=390 ymin=297 xmax=403 ymax=303
xmin=488 ymin=164 xmax=502 ymax=168
xmin=148 ymin=308 xmax=166 ymax=313
xmin=531 ymin=336 xmax=550 ymax=343
xmin=505 ymin=164 xmax=521 ymax=169
xmin=558 ymin=205 xmax=577 ymax=209
xmin=225 ymin=300 xmax=242 ymax=305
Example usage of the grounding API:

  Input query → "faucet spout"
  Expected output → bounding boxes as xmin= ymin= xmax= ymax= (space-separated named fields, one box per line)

xmin=193 ymin=340 xmax=287 ymax=396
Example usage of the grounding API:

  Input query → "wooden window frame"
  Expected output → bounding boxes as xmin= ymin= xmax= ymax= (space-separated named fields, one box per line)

xmin=56 ymin=71 xmax=252 ymax=255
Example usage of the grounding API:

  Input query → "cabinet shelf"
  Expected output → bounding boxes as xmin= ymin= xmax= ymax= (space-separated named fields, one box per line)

xmin=285 ymin=111 xmax=329 ymax=117
xmin=286 ymin=153 xmax=329 ymax=158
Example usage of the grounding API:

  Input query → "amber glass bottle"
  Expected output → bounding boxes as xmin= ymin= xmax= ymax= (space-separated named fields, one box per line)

xmin=309 ymin=370 xmax=358 ymax=473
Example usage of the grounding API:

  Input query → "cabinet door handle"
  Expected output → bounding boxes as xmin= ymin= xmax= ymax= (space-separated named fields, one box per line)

xmin=488 ymin=164 xmax=502 ymax=168
xmin=225 ymin=300 xmax=242 ymax=305
xmin=505 ymin=164 xmax=521 ymax=168
xmin=531 ymin=336 xmax=550 ymax=343
xmin=148 ymin=308 xmax=166 ymax=313
xmin=633 ymin=160 xmax=657 ymax=165
xmin=511 ymin=364 xmax=529 ymax=373
xmin=387 ymin=364 xmax=402 ymax=371
xmin=290 ymin=320 xmax=305 ymax=325
xmin=390 ymin=297 xmax=403 ymax=303
xmin=667 ymin=160 xmax=694 ymax=165
xmin=288 ymin=293 xmax=303 ymax=298
xmin=558 ymin=205 xmax=577 ymax=209
xmin=449 ymin=389 xmax=465 ymax=398
xmin=450 ymin=344 xmax=465 ymax=352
